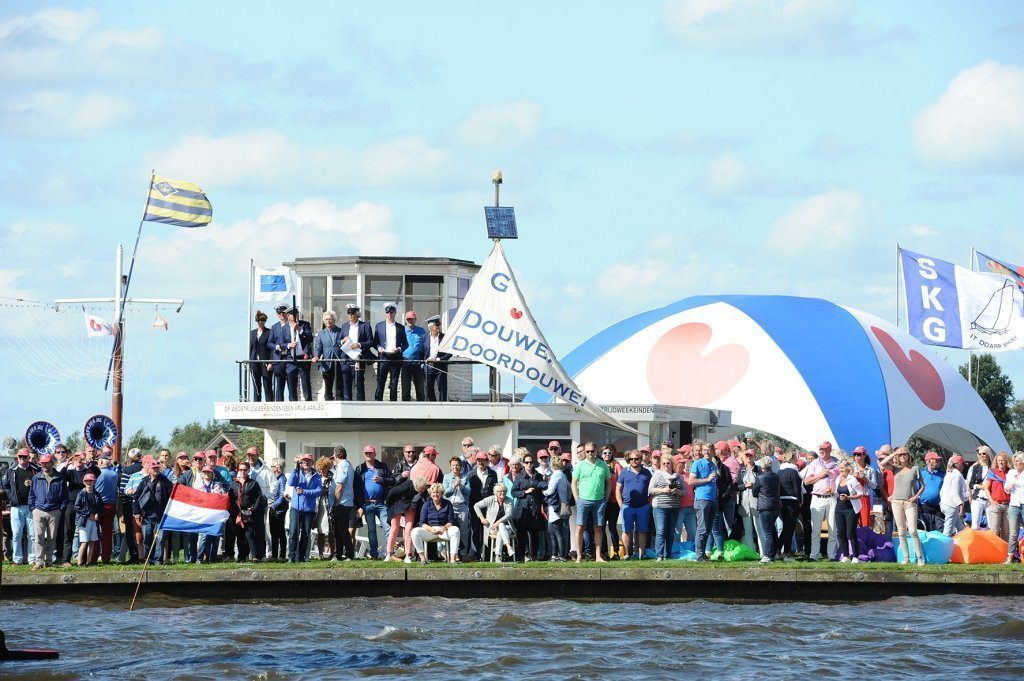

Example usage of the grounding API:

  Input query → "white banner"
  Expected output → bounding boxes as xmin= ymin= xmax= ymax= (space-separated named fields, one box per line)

xmin=439 ymin=242 xmax=640 ymax=434
xmin=901 ymin=248 xmax=1024 ymax=351
xmin=84 ymin=313 xmax=114 ymax=338
xmin=253 ymin=266 xmax=294 ymax=302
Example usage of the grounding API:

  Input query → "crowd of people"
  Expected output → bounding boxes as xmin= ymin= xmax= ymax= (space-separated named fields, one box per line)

xmin=248 ymin=302 xmax=451 ymax=403
xmin=3 ymin=436 xmax=1021 ymax=569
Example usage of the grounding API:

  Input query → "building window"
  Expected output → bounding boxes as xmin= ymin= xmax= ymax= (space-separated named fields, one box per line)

xmin=365 ymin=276 xmax=403 ymax=325
xmin=447 ymin=276 xmax=472 ymax=325
xmin=405 ymin=275 xmax=442 ymax=324
xmin=580 ymin=422 xmax=639 ymax=454
xmin=379 ymin=444 xmax=432 ymax=470
xmin=330 ymin=276 xmax=357 ymax=316
xmin=301 ymin=276 xmax=327 ymax=329
xmin=516 ymin=421 xmax=571 ymax=454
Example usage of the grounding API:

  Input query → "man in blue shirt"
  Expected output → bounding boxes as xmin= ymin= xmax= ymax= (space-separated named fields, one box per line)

xmin=354 ymin=445 xmax=393 ymax=559
xmin=919 ymin=451 xmax=946 ymax=529
xmin=688 ymin=447 xmax=724 ymax=560
xmin=616 ymin=453 xmax=652 ymax=560
xmin=331 ymin=446 xmax=355 ymax=561
xmin=401 ymin=310 xmax=427 ymax=402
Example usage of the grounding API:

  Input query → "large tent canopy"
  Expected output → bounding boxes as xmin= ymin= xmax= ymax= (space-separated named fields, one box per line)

xmin=527 ymin=295 xmax=1009 ymax=455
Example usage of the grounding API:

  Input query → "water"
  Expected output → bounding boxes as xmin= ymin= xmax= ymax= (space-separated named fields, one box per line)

xmin=1 ymin=595 xmax=1023 ymax=679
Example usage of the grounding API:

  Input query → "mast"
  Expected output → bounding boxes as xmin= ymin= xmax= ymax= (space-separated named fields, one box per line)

xmin=113 ymin=245 xmax=125 ymax=462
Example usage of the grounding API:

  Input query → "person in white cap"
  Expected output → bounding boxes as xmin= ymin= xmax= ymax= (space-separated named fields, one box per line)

xmin=373 ymin=303 xmax=408 ymax=401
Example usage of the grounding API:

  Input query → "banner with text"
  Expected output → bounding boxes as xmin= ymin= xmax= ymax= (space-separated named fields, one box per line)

xmin=439 ymin=243 xmax=640 ymax=434
xmin=901 ymin=247 xmax=1024 ymax=352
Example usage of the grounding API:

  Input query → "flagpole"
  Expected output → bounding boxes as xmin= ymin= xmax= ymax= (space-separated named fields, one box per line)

xmin=895 ymin=242 xmax=902 ymax=328
xmin=128 ymin=481 xmax=174 ymax=612
xmin=246 ymin=259 xmax=254 ymax=402
xmin=968 ymin=246 xmax=976 ymax=387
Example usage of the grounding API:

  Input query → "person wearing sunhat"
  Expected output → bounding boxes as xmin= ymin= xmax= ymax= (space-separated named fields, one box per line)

xmin=339 ymin=303 xmax=374 ymax=401
xmin=373 ymin=302 xmax=408 ymax=401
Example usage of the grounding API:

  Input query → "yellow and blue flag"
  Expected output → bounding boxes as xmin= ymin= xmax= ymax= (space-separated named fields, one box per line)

xmin=143 ymin=175 xmax=213 ymax=228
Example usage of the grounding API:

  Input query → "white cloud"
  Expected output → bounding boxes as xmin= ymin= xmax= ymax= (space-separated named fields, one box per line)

xmin=770 ymin=188 xmax=870 ymax=253
xmin=908 ymin=224 xmax=938 ymax=238
xmin=139 ymin=199 xmax=398 ymax=303
xmin=0 ymin=90 xmax=133 ymax=138
xmin=704 ymin=152 xmax=752 ymax=196
xmin=661 ymin=0 xmax=905 ymax=55
xmin=0 ymin=268 xmax=32 ymax=300
xmin=0 ymin=7 xmax=163 ymax=84
xmin=913 ymin=60 xmax=1024 ymax=172
xmin=454 ymin=100 xmax=541 ymax=150
xmin=149 ymin=130 xmax=450 ymax=191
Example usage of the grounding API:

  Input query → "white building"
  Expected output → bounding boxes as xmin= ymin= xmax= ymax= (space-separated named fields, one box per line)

xmin=225 ymin=255 xmax=730 ymax=467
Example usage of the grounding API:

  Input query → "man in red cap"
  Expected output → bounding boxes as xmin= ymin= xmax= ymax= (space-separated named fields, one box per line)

xmin=919 ymin=451 xmax=946 ymax=531
xmin=410 ymin=446 xmax=441 ymax=484
xmin=353 ymin=445 xmax=393 ymax=559
xmin=4 ymin=448 xmax=38 ymax=565
xmin=803 ymin=441 xmax=839 ymax=560
xmin=401 ymin=309 xmax=427 ymax=402
xmin=29 ymin=453 xmax=66 ymax=569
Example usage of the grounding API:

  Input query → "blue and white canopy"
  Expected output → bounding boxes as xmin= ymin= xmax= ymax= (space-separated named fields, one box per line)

xmin=526 ymin=295 xmax=1009 ymax=455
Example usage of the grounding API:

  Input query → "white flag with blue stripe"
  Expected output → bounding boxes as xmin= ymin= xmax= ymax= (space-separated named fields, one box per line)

xmin=254 ymin=266 xmax=294 ymax=302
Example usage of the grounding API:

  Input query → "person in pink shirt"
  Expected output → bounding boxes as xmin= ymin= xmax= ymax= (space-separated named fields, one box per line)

xmin=410 ymin=446 xmax=442 ymax=485
xmin=674 ymin=453 xmax=696 ymax=543
xmin=802 ymin=441 xmax=839 ymax=560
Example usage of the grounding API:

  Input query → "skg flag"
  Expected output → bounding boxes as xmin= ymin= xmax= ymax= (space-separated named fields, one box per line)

xmin=439 ymin=242 xmax=639 ymax=434
xmin=254 ymin=266 xmax=294 ymax=302
xmin=143 ymin=175 xmax=213 ymax=228
xmin=901 ymin=247 xmax=1024 ymax=352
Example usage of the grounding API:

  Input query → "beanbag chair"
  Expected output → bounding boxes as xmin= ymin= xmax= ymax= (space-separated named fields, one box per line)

xmin=723 ymin=539 xmax=759 ymax=562
xmin=835 ymin=527 xmax=895 ymax=562
xmin=671 ymin=541 xmax=697 ymax=561
xmin=894 ymin=530 xmax=954 ymax=564
xmin=953 ymin=528 xmax=1008 ymax=564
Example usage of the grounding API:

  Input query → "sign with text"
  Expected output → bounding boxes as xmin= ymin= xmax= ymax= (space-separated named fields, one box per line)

xmin=439 ymin=242 xmax=639 ymax=434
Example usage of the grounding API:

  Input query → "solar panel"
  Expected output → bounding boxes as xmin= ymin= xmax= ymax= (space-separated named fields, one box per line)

xmin=484 ymin=206 xmax=518 ymax=239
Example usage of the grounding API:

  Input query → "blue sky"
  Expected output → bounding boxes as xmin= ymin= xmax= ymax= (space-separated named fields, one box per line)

xmin=2 ymin=1 xmax=1023 ymax=443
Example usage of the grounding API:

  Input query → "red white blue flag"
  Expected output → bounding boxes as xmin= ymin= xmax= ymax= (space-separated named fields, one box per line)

xmin=160 ymin=484 xmax=230 ymax=535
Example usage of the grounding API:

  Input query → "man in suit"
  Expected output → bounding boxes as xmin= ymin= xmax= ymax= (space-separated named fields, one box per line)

xmin=423 ymin=315 xmax=451 ymax=401
xmin=339 ymin=304 xmax=374 ymax=401
xmin=249 ymin=310 xmax=274 ymax=402
xmin=312 ymin=310 xmax=345 ymax=401
xmin=268 ymin=305 xmax=290 ymax=401
xmin=373 ymin=302 xmax=408 ymax=401
xmin=467 ymin=450 xmax=497 ymax=560
xmin=283 ymin=306 xmax=314 ymax=401
xmin=401 ymin=310 xmax=427 ymax=401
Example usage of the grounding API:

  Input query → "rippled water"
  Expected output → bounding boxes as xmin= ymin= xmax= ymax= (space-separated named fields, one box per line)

xmin=2 ymin=595 xmax=1023 ymax=679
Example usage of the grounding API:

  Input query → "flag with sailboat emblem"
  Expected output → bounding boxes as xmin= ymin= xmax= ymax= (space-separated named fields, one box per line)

xmin=143 ymin=175 xmax=213 ymax=228
xmin=900 ymin=247 xmax=1024 ymax=352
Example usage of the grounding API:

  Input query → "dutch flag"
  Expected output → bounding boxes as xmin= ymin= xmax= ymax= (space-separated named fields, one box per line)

xmin=160 ymin=484 xmax=230 ymax=536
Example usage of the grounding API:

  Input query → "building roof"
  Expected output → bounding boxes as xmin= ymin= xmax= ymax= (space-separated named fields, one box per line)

xmin=284 ymin=255 xmax=479 ymax=268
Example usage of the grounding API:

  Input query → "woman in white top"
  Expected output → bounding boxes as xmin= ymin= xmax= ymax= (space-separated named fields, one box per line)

xmin=1003 ymin=453 xmax=1024 ymax=564
xmin=965 ymin=447 xmax=992 ymax=529
xmin=832 ymin=460 xmax=865 ymax=563
xmin=939 ymin=454 xmax=970 ymax=537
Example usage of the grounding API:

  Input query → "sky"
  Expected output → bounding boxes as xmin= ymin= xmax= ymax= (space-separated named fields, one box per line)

xmin=1 ymin=1 xmax=1023 ymax=444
